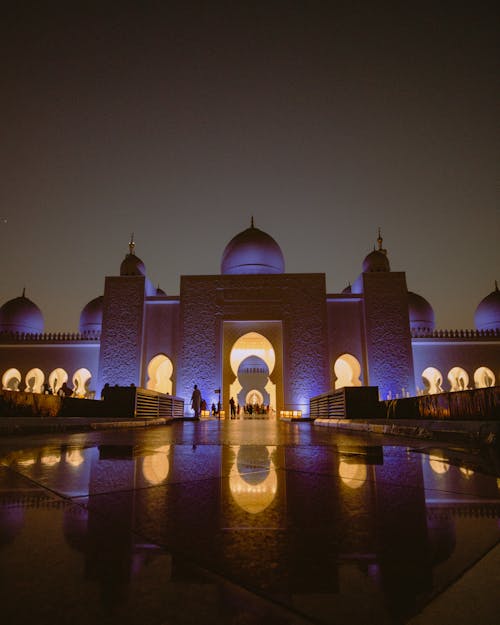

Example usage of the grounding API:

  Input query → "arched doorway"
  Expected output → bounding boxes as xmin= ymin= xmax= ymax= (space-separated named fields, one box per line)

xmin=447 ymin=366 xmax=469 ymax=391
xmin=229 ymin=332 xmax=276 ymax=416
xmin=474 ymin=366 xmax=495 ymax=388
xmin=146 ymin=354 xmax=173 ymax=394
xmin=25 ymin=368 xmax=44 ymax=393
xmin=72 ymin=368 xmax=92 ymax=398
xmin=2 ymin=368 xmax=22 ymax=390
xmin=334 ymin=354 xmax=362 ymax=389
xmin=422 ymin=367 xmax=443 ymax=395
xmin=49 ymin=368 xmax=68 ymax=394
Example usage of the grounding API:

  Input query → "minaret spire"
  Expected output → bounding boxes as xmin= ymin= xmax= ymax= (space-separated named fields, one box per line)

xmin=128 ymin=233 xmax=135 ymax=255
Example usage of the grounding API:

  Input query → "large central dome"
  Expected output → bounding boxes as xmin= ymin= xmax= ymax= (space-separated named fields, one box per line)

xmin=221 ymin=219 xmax=285 ymax=275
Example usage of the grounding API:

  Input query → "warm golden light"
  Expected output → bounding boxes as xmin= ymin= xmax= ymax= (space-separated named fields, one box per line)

xmin=459 ymin=467 xmax=474 ymax=478
xmin=142 ymin=445 xmax=170 ymax=485
xmin=41 ymin=453 xmax=61 ymax=466
xmin=66 ymin=449 xmax=84 ymax=467
xmin=229 ymin=462 xmax=278 ymax=513
xmin=339 ymin=461 xmax=367 ymax=488
xmin=429 ymin=454 xmax=450 ymax=474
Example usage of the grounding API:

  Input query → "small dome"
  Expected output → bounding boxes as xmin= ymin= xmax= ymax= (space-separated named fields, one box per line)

xmin=342 ymin=283 xmax=352 ymax=294
xmin=362 ymin=250 xmax=390 ymax=273
xmin=155 ymin=285 xmax=167 ymax=296
xmin=408 ymin=291 xmax=435 ymax=332
xmin=0 ymin=292 xmax=44 ymax=334
xmin=475 ymin=282 xmax=500 ymax=331
xmin=120 ymin=254 xmax=146 ymax=276
xmin=79 ymin=296 xmax=103 ymax=334
xmin=221 ymin=219 xmax=285 ymax=275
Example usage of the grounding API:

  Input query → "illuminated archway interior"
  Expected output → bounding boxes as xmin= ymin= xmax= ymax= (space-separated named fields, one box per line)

xmin=334 ymin=353 xmax=362 ymax=389
xmin=49 ymin=368 xmax=68 ymax=394
xmin=474 ymin=366 xmax=495 ymax=388
xmin=72 ymin=368 xmax=92 ymax=398
xmin=2 ymin=368 xmax=21 ymax=390
xmin=25 ymin=368 xmax=44 ymax=393
xmin=447 ymin=366 xmax=469 ymax=391
xmin=146 ymin=354 xmax=173 ymax=394
xmin=229 ymin=332 xmax=276 ymax=412
xmin=422 ymin=367 xmax=443 ymax=394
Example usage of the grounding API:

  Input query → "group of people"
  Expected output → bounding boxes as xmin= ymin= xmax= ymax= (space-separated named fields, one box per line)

xmin=190 ymin=385 xmax=269 ymax=419
xmin=41 ymin=381 xmax=73 ymax=397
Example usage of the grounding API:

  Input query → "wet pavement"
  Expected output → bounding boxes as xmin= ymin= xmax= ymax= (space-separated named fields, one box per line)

xmin=0 ymin=419 xmax=499 ymax=625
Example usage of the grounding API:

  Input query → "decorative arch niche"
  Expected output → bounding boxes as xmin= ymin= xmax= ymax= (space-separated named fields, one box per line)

xmin=146 ymin=354 xmax=173 ymax=394
xmin=334 ymin=354 xmax=362 ymax=389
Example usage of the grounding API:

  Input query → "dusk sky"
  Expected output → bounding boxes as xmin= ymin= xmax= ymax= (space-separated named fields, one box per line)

xmin=1 ymin=1 xmax=498 ymax=332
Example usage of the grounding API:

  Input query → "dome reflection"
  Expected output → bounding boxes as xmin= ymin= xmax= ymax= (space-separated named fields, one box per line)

xmin=229 ymin=446 xmax=277 ymax=514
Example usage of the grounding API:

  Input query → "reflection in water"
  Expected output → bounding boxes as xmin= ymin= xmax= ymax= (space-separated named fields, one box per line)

xmin=0 ymin=435 xmax=499 ymax=625
xmin=66 ymin=449 xmax=84 ymax=467
xmin=142 ymin=445 xmax=170 ymax=485
xmin=338 ymin=460 xmax=367 ymax=488
xmin=229 ymin=445 xmax=277 ymax=513
xmin=41 ymin=452 xmax=61 ymax=466
xmin=429 ymin=453 xmax=450 ymax=474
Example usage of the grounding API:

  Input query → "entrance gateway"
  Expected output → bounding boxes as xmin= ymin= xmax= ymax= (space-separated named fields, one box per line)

xmin=223 ymin=323 xmax=284 ymax=418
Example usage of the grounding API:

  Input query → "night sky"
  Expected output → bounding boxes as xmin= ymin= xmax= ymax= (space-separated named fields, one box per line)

xmin=1 ymin=1 xmax=498 ymax=332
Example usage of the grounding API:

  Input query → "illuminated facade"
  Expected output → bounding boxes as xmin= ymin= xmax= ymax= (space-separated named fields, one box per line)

xmin=0 ymin=222 xmax=499 ymax=415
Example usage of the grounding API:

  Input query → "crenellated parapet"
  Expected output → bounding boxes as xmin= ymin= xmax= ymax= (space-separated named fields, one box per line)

xmin=411 ymin=328 xmax=500 ymax=339
xmin=0 ymin=330 xmax=101 ymax=343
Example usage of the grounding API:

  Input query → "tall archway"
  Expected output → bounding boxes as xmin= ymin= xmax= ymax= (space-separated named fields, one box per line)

xmin=2 ymin=368 xmax=21 ymax=391
xmin=422 ymin=367 xmax=443 ymax=395
xmin=146 ymin=354 xmax=173 ymax=394
xmin=447 ymin=366 xmax=469 ymax=392
xmin=334 ymin=354 xmax=362 ymax=389
xmin=49 ymin=368 xmax=68 ymax=394
xmin=229 ymin=332 xmax=276 ymax=414
xmin=474 ymin=366 xmax=495 ymax=388
xmin=72 ymin=368 xmax=92 ymax=398
xmin=25 ymin=368 xmax=44 ymax=393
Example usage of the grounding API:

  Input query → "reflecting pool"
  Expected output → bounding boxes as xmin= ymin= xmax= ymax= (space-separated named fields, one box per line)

xmin=0 ymin=420 xmax=499 ymax=624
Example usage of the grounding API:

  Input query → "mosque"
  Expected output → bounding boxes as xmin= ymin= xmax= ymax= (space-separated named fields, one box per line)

xmin=0 ymin=220 xmax=499 ymax=416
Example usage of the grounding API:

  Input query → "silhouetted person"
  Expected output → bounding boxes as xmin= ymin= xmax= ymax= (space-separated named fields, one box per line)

xmin=101 ymin=383 xmax=110 ymax=400
xmin=229 ymin=397 xmax=236 ymax=418
xmin=191 ymin=384 xmax=201 ymax=419
xmin=59 ymin=382 xmax=73 ymax=397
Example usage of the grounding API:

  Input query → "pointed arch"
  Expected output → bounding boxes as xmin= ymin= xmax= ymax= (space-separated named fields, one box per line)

xmin=146 ymin=354 xmax=173 ymax=394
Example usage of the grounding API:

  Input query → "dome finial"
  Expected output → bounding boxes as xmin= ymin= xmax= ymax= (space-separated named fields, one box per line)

xmin=495 ymin=280 xmax=499 ymax=292
xmin=128 ymin=233 xmax=135 ymax=255
xmin=251 ymin=216 xmax=254 ymax=228
xmin=22 ymin=287 xmax=26 ymax=298
xmin=377 ymin=227 xmax=383 ymax=251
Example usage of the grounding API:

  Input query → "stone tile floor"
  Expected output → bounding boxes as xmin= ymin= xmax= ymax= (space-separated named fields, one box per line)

xmin=0 ymin=419 xmax=499 ymax=624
